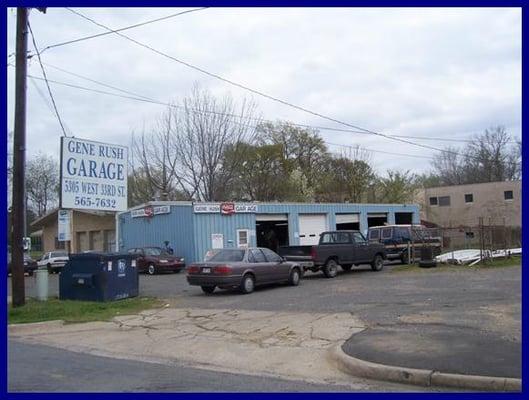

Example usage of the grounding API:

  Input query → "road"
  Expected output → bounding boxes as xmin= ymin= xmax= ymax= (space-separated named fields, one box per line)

xmin=9 ymin=340 xmax=357 ymax=392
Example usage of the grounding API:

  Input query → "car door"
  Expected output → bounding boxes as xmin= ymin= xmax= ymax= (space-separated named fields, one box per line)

xmin=261 ymin=248 xmax=288 ymax=281
xmin=247 ymin=248 xmax=270 ymax=284
xmin=38 ymin=253 xmax=48 ymax=267
xmin=352 ymin=232 xmax=370 ymax=263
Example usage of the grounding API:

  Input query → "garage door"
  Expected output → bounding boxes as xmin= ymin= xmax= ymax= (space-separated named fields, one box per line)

xmin=299 ymin=214 xmax=327 ymax=245
xmin=335 ymin=214 xmax=359 ymax=224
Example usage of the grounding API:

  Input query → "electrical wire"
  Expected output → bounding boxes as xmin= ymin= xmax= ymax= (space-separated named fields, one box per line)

xmin=36 ymin=61 xmax=498 ymax=145
xmin=20 ymin=70 xmax=519 ymax=166
xmin=27 ymin=21 xmax=69 ymax=137
xmin=40 ymin=7 xmax=209 ymax=54
xmin=64 ymin=7 xmax=481 ymax=160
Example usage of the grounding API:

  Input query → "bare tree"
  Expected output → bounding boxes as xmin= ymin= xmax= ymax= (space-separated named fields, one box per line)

xmin=130 ymin=111 xmax=182 ymax=201
xmin=430 ymin=126 xmax=521 ymax=186
xmin=171 ymin=85 xmax=260 ymax=201
xmin=26 ymin=153 xmax=59 ymax=216
xmin=131 ymin=85 xmax=260 ymax=202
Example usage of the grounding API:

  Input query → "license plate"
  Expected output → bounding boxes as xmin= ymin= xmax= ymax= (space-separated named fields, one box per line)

xmin=160 ymin=260 xmax=168 ymax=263
xmin=202 ymin=267 xmax=211 ymax=274
xmin=78 ymin=278 xmax=85 ymax=284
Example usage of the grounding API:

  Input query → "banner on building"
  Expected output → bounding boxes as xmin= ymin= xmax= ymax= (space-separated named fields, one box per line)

xmin=57 ymin=209 xmax=72 ymax=242
xmin=60 ymin=137 xmax=128 ymax=212
xmin=131 ymin=205 xmax=171 ymax=218
xmin=193 ymin=203 xmax=258 ymax=214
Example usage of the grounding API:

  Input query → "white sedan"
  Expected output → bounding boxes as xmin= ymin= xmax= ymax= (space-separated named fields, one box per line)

xmin=37 ymin=251 xmax=69 ymax=273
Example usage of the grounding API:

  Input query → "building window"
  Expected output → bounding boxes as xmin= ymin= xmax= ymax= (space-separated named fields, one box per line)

xmin=465 ymin=194 xmax=473 ymax=203
xmin=504 ymin=190 xmax=514 ymax=200
xmin=429 ymin=197 xmax=438 ymax=206
xmin=236 ymin=229 xmax=249 ymax=248
xmin=438 ymin=196 xmax=451 ymax=207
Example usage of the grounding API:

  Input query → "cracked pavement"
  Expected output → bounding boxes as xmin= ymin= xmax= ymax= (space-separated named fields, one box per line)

xmin=10 ymin=307 xmax=377 ymax=389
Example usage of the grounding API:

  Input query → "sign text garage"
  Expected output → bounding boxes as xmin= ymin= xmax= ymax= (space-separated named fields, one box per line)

xmin=60 ymin=137 xmax=128 ymax=211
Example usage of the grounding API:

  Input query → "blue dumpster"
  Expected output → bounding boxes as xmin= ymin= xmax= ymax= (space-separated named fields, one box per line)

xmin=59 ymin=252 xmax=139 ymax=302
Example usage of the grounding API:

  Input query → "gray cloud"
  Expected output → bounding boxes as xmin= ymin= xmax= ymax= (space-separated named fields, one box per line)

xmin=7 ymin=7 xmax=521 ymax=174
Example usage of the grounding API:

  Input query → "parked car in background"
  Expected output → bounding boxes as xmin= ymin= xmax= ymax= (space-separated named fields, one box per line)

xmin=127 ymin=247 xmax=185 ymax=275
xmin=7 ymin=252 xmax=38 ymax=276
xmin=37 ymin=251 xmax=69 ymax=273
xmin=278 ymin=230 xmax=386 ymax=278
xmin=186 ymin=247 xmax=303 ymax=294
xmin=367 ymin=225 xmax=442 ymax=264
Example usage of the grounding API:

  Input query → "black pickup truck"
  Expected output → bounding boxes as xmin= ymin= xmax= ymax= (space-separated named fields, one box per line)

xmin=278 ymin=230 xmax=386 ymax=278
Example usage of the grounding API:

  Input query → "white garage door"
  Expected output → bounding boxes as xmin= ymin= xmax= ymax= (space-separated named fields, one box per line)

xmin=299 ymin=214 xmax=327 ymax=245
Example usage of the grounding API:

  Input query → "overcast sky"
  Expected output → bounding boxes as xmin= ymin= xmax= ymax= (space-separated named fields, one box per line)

xmin=6 ymin=7 xmax=521 ymax=175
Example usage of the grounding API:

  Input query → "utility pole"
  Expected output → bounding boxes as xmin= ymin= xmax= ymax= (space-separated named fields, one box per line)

xmin=11 ymin=7 xmax=29 ymax=307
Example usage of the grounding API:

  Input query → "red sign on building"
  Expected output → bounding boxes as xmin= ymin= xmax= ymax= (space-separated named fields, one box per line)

xmin=220 ymin=202 xmax=236 ymax=215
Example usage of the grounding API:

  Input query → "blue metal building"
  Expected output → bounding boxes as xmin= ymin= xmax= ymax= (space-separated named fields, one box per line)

xmin=117 ymin=201 xmax=420 ymax=263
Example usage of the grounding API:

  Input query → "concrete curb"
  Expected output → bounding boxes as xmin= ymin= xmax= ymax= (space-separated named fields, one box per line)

xmin=328 ymin=344 xmax=521 ymax=392
xmin=8 ymin=320 xmax=65 ymax=335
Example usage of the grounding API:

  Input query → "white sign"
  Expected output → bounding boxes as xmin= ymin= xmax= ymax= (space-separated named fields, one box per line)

xmin=193 ymin=203 xmax=258 ymax=214
xmin=131 ymin=205 xmax=171 ymax=218
xmin=57 ymin=209 xmax=71 ymax=242
xmin=60 ymin=137 xmax=128 ymax=212
xmin=211 ymin=233 xmax=224 ymax=249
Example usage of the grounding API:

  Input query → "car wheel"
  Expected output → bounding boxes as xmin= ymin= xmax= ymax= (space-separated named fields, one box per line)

xmin=201 ymin=285 xmax=215 ymax=294
xmin=341 ymin=264 xmax=352 ymax=272
xmin=240 ymin=274 xmax=255 ymax=294
xmin=371 ymin=254 xmax=384 ymax=271
xmin=147 ymin=263 xmax=156 ymax=275
xmin=400 ymin=252 xmax=409 ymax=264
xmin=47 ymin=264 xmax=52 ymax=274
xmin=288 ymin=268 xmax=301 ymax=286
xmin=173 ymin=269 xmax=181 ymax=274
xmin=323 ymin=259 xmax=338 ymax=278
xmin=28 ymin=270 xmax=34 ymax=277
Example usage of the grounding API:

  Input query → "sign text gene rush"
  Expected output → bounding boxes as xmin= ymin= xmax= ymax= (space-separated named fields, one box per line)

xmin=60 ymin=137 xmax=128 ymax=212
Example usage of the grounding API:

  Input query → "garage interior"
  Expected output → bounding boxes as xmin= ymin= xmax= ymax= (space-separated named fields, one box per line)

xmin=367 ymin=213 xmax=388 ymax=228
xmin=395 ymin=212 xmax=413 ymax=225
xmin=256 ymin=214 xmax=289 ymax=252
xmin=335 ymin=213 xmax=360 ymax=231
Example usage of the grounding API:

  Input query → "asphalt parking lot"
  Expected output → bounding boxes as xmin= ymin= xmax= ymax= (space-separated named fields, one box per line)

xmin=8 ymin=262 xmax=521 ymax=380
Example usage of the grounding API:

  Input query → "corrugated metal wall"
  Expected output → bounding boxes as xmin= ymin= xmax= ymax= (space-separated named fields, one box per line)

xmin=192 ymin=212 xmax=256 ymax=262
xmin=120 ymin=202 xmax=420 ymax=264
xmin=118 ymin=205 xmax=195 ymax=264
xmin=191 ymin=203 xmax=419 ymax=262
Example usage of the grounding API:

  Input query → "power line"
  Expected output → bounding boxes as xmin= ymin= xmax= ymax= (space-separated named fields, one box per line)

xmin=19 ymin=69 xmax=520 ymax=166
xmin=40 ymin=7 xmax=209 ymax=54
xmin=22 ymin=72 xmax=439 ymax=164
xmin=64 ymin=7 xmax=472 ymax=159
xmin=27 ymin=21 xmax=69 ymax=137
xmin=35 ymin=61 xmax=496 ymax=145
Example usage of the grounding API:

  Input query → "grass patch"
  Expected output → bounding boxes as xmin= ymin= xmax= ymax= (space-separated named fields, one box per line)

xmin=391 ymin=256 xmax=521 ymax=273
xmin=8 ymin=297 xmax=163 ymax=325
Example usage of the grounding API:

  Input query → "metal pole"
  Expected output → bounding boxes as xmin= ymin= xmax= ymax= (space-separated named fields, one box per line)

xmin=10 ymin=7 xmax=29 ymax=307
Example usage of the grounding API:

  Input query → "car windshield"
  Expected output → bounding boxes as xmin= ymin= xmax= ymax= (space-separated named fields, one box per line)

xmin=144 ymin=247 xmax=164 ymax=256
xmin=207 ymin=249 xmax=245 ymax=262
xmin=51 ymin=251 xmax=67 ymax=257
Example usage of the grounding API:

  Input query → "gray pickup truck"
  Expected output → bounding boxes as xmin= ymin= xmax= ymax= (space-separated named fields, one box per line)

xmin=278 ymin=230 xmax=386 ymax=278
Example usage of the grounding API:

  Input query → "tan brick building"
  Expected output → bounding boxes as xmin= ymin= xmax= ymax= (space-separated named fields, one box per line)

xmin=415 ymin=180 xmax=521 ymax=228
xmin=31 ymin=209 xmax=116 ymax=253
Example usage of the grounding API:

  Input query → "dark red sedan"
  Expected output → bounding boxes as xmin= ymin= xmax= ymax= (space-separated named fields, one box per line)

xmin=127 ymin=247 xmax=185 ymax=275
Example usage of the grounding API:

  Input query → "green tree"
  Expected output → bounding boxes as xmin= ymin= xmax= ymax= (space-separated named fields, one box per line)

xmin=222 ymin=143 xmax=299 ymax=201
xmin=258 ymin=122 xmax=328 ymax=199
xmin=375 ymin=170 xmax=417 ymax=203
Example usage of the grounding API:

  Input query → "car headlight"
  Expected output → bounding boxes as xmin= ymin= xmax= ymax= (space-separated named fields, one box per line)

xmin=24 ymin=262 xmax=28 ymax=266
xmin=180 ymin=258 xmax=185 ymax=263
